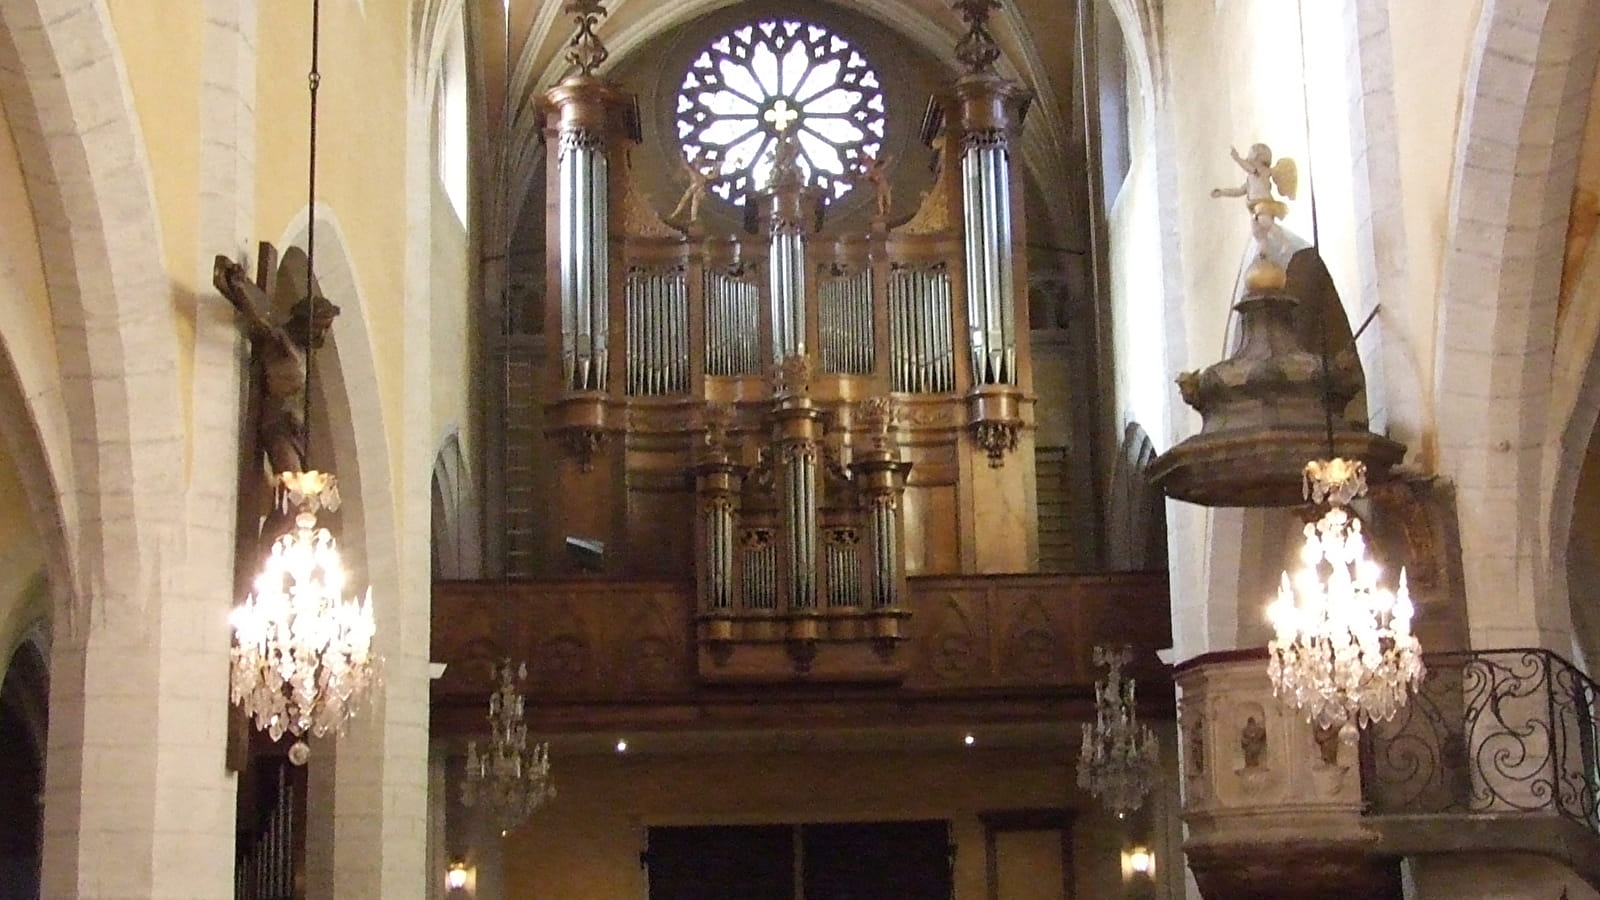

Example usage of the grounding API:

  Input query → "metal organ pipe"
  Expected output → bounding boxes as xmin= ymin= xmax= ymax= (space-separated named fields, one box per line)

xmin=703 ymin=497 xmax=734 ymax=610
xmin=780 ymin=442 xmax=818 ymax=611
xmin=558 ymin=132 xmax=609 ymax=392
xmin=961 ymin=138 xmax=1016 ymax=386
xmin=705 ymin=272 xmax=760 ymax=377
xmin=770 ymin=230 xmax=806 ymax=361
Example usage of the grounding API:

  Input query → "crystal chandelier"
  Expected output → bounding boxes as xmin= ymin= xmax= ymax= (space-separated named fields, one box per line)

xmin=1267 ymin=458 xmax=1425 ymax=743
xmin=230 ymin=471 xmax=377 ymax=764
xmin=1078 ymin=646 xmax=1159 ymax=817
xmin=464 ymin=660 xmax=555 ymax=832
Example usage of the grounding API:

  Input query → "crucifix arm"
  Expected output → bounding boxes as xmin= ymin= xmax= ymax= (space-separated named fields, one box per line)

xmin=213 ymin=254 xmax=275 ymax=341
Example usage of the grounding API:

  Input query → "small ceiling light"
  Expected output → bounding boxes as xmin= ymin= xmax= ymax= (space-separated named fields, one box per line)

xmin=615 ymin=738 xmax=629 ymax=753
xmin=1127 ymin=846 xmax=1153 ymax=875
xmin=963 ymin=733 xmax=975 ymax=746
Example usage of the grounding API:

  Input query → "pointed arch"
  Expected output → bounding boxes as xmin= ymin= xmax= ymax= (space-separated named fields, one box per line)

xmin=1106 ymin=422 xmax=1167 ymax=572
xmin=432 ymin=428 xmax=477 ymax=579
xmin=0 ymin=0 xmax=182 ymax=632
xmin=1435 ymin=0 xmax=1600 ymax=650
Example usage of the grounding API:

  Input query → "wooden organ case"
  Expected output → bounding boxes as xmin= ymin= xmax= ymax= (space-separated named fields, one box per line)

xmin=528 ymin=38 xmax=1040 ymax=683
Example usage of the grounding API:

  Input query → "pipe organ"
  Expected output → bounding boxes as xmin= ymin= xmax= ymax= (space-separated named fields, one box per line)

xmin=528 ymin=4 xmax=1039 ymax=679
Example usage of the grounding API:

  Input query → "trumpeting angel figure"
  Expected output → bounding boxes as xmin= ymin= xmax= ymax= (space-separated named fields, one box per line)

xmin=1211 ymin=143 xmax=1298 ymax=252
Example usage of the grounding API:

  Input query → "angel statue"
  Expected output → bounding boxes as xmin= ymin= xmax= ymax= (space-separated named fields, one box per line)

xmin=670 ymin=149 xmax=721 ymax=225
xmin=1211 ymin=143 xmax=1298 ymax=250
xmin=848 ymin=149 xmax=894 ymax=220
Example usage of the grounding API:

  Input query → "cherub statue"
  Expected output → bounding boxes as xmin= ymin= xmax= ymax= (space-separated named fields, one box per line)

xmin=669 ymin=149 xmax=720 ymax=224
xmin=849 ymin=149 xmax=895 ymax=219
xmin=1211 ymin=143 xmax=1298 ymax=249
xmin=214 ymin=244 xmax=341 ymax=480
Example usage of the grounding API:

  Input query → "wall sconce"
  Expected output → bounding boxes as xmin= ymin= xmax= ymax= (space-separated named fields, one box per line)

xmin=1125 ymin=846 xmax=1153 ymax=877
xmin=446 ymin=861 xmax=470 ymax=892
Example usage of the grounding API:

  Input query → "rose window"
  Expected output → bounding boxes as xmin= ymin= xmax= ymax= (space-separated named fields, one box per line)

xmin=676 ymin=20 xmax=886 ymax=205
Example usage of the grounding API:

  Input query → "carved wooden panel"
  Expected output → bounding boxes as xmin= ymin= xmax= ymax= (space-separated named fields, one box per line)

xmin=431 ymin=572 xmax=1171 ymax=736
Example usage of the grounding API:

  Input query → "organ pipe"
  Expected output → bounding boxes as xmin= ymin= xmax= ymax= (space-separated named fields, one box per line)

xmin=961 ymin=134 xmax=1016 ymax=386
xmin=769 ymin=229 xmax=807 ymax=361
xmin=889 ymin=266 xmax=955 ymax=393
xmin=558 ymin=130 xmax=610 ymax=392
xmin=705 ymin=271 xmax=760 ymax=376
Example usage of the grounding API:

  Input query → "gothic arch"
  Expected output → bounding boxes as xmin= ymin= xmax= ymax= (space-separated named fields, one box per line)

xmin=1106 ymin=422 xmax=1167 ymax=572
xmin=0 ymin=0 xmax=182 ymax=633
xmin=1548 ymin=196 xmax=1600 ymax=666
xmin=432 ymin=429 xmax=472 ymax=579
xmin=1435 ymin=0 xmax=1600 ymax=649
xmin=515 ymin=0 xmax=1079 ymax=264
xmin=279 ymin=208 xmax=431 ymax=896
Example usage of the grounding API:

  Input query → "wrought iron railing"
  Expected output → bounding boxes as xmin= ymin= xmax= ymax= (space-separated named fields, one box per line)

xmin=1363 ymin=649 xmax=1600 ymax=834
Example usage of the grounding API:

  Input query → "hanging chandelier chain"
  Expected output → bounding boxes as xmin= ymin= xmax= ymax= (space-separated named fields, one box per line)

xmin=302 ymin=0 xmax=322 ymax=468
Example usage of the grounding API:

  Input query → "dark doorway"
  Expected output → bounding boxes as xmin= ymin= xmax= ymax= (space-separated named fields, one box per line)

xmin=646 ymin=820 xmax=952 ymax=900
xmin=646 ymin=824 xmax=795 ymax=899
xmin=0 ymin=642 xmax=47 ymax=900
xmin=802 ymin=821 xmax=953 ymax=900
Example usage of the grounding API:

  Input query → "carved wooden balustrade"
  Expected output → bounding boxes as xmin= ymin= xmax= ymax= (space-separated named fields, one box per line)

xmin=431 ymin=571 xmax=1172 ymax=737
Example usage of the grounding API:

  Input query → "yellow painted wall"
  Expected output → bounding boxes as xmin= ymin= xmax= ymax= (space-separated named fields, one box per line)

xmin=0 ymin=95 xmax=58 ymax=419
xmin=105 ymin=3 xmax=204 ymax=452
xmin=501 ymin=746 xmax=1135 ymax=899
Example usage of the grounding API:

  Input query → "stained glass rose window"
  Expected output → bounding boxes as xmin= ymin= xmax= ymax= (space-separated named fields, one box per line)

xmin=676 ymin=20 xmax=886 ymax=205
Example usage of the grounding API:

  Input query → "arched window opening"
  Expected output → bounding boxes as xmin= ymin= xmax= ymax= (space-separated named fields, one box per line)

xmin=437 ymin=14 xmax=469 ymax=225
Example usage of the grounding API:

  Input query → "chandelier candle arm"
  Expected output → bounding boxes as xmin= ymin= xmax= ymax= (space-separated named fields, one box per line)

xmin=1267 ymin=458 xmax=1426 ymax=743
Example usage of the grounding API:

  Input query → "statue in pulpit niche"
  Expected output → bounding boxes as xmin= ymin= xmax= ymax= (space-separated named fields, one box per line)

xmin=214 ymin=244 xmax=341 ymax=482
xmin=1211 ymin=143 xmax=1297 ymax=255
xmin=670 ymin=149 xmax=721 ymax=225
